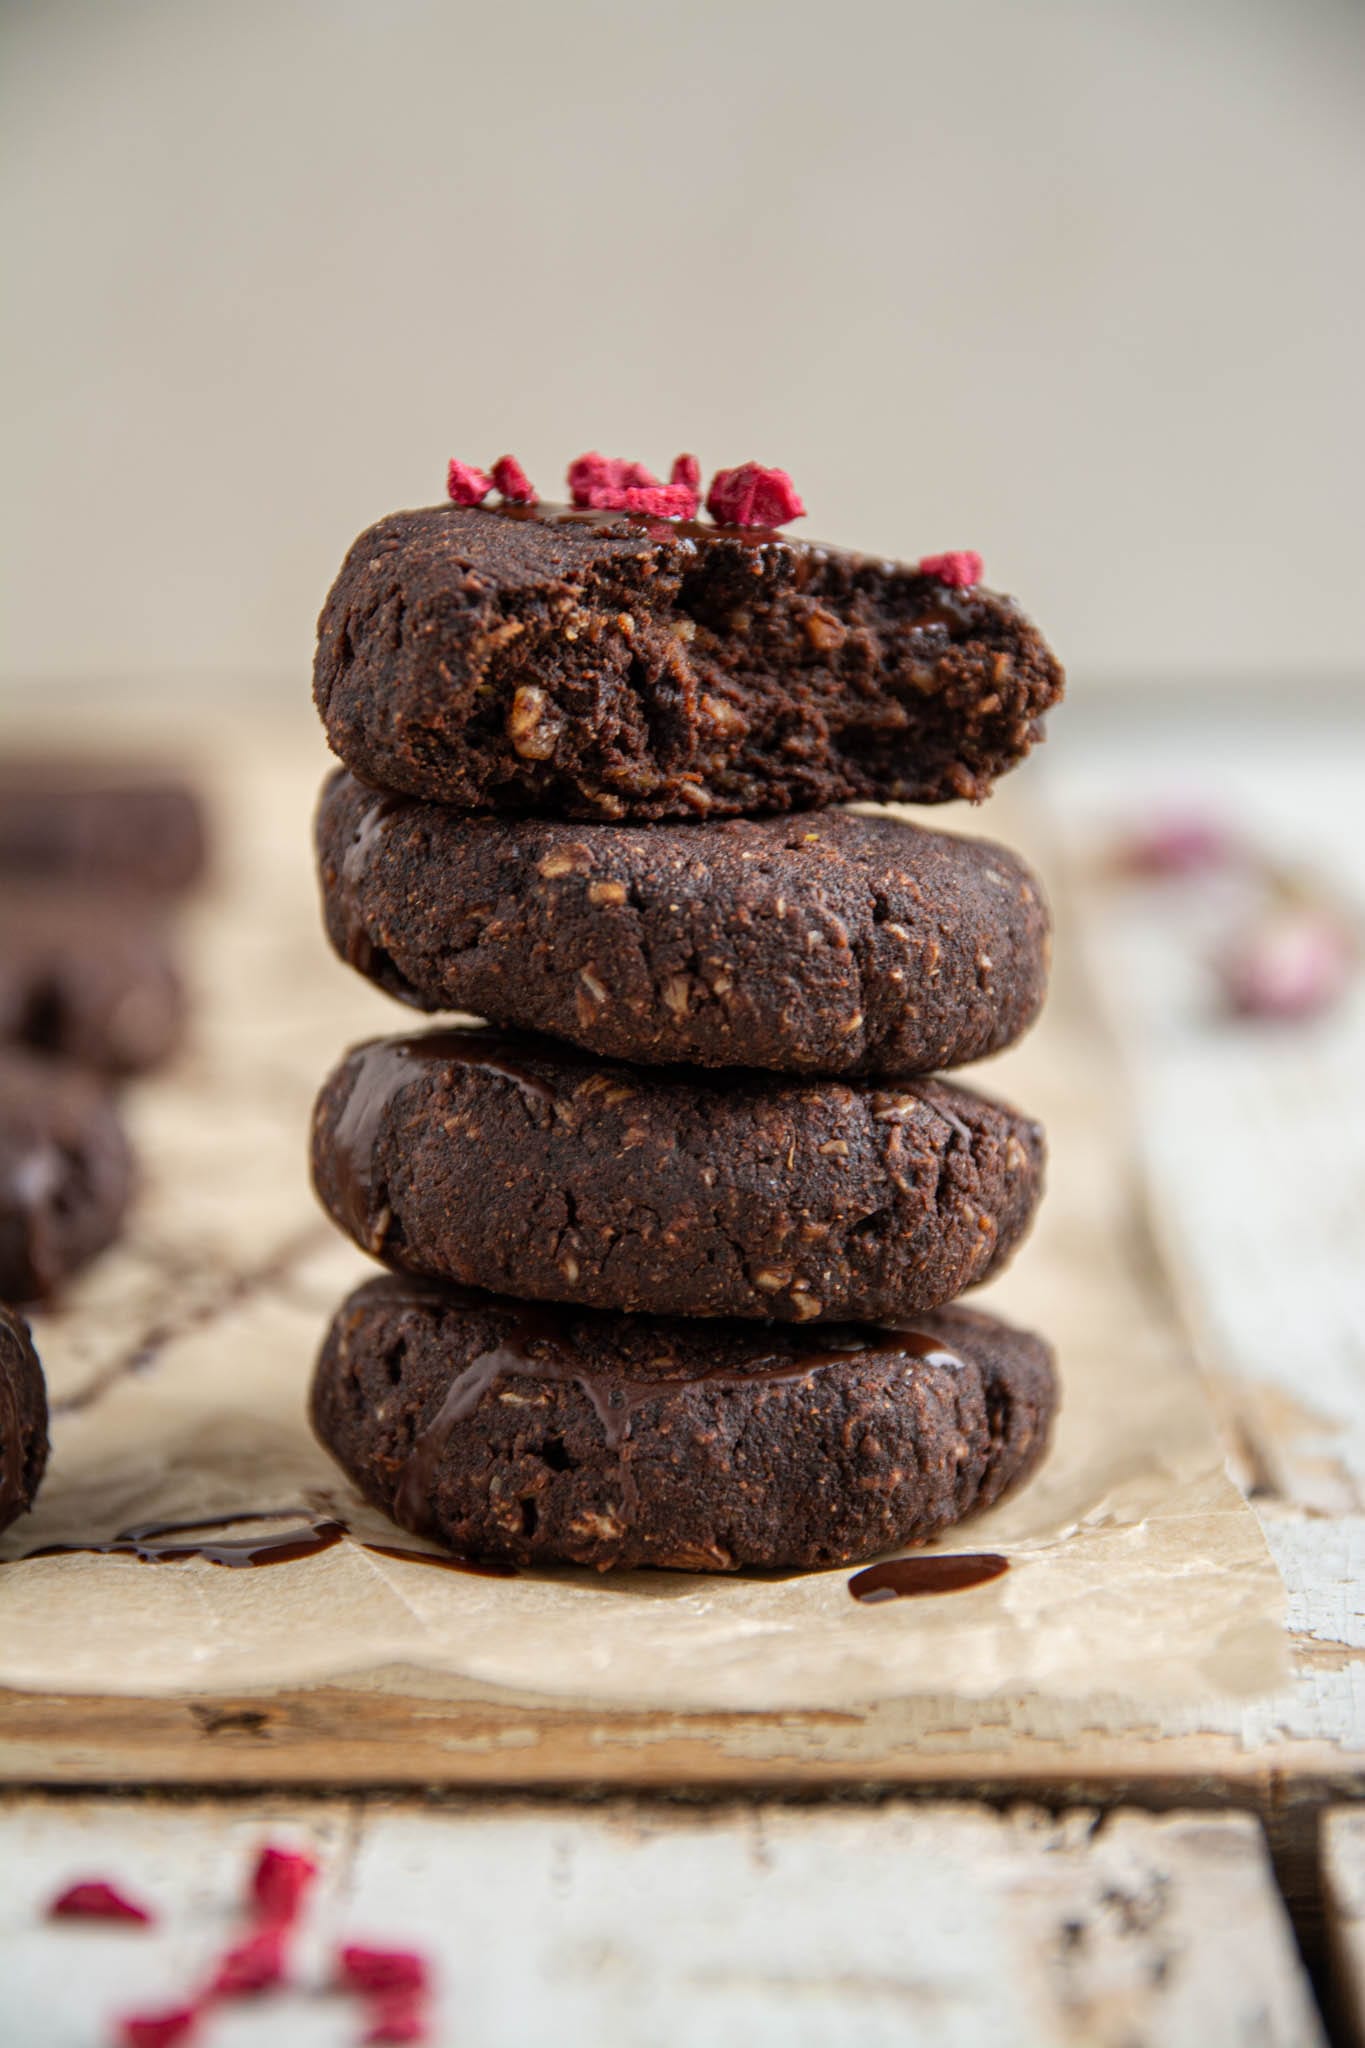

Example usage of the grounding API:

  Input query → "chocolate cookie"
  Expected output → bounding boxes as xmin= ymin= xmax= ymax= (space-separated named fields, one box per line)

xmin=318 ymin=770 xmax=1050 ymax=1075
xmin=0 ymin=886 xmax=185 ymax=1076
xmin=311 ymin=1274 xmax=1056 ymax=1572
xmin=0 ymin=761 xmax=206 ymax=893
xmin=0 ymin=1051 xmax=133 ymax=1302
xmin=311 ymin=1028 xmax=1044 ymax=1323
xmin=313 ymin=505 xmax=1064 ymax=818
xmin=0 ymin=1304 xmax=49 ymax=1535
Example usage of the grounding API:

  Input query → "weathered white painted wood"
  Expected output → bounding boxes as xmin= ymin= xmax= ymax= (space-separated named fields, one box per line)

xmin=1323 ymin=1807 xmax=1365 ymax=2048
xmin=0 ymin=1796 xmax=1327 ymax=2048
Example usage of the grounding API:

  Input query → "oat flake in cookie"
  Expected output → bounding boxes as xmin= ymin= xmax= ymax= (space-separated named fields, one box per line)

xmin=311 ymin=1275 xmax=1057 ymax=1573
xmin=0 ymin=1303 xmax=49 ymax=1534
xmin=310 ymin=1026 xmax=1045 ymax=1324
xmin=317 ymin=770 xmax=1051 ymax=1076
xmin=313 ymin=504 xmax=1064 ymax=819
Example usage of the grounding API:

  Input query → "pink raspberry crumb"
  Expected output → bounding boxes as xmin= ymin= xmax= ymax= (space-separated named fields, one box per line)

xmin=116 ymin=2007 xmax=199 ymax=2048
xmin=581 ymin=481 xmax=698 ymax=519
xmin=249 ymin=1845 xmax=318 ymax=1928
xmin=567 ymin=452 xmax=663 ymax=507
xmin=363 ymin=1993 xmax=432 ymax=2043
xmin=210 ymin=1923 xmax=287 ymax=1998
xmin=705 ymin=463 xmax=806 ymax=529
xmin=338 ymin=1944 xmax=431 ymax=1997
xmin=918 ymin=550 xmax=983 ymax=588
xmin=490 ymin=455 xmax=537 ymax=504
xmin=49 ymin=1879 xmax=153 ymax=1925
xmin=445 ymin=459 xmax=492 ymax=506
xmin=670 ymin=453 xmax=701 ymax=490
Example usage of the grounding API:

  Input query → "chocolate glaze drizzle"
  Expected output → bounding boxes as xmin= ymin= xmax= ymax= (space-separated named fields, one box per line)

xmin=329 ymin=1032 xmax=556 ymax=1248
xmin=390 ymin=1299 xmax=968 ymax=1539
xmin=848 ymin=1552 xmax=1009 ymax=1603
xmin=338 ymin=788 xmax=409 ymax=975
xmin=21 ymin=1508 xmax=515 ymax=1577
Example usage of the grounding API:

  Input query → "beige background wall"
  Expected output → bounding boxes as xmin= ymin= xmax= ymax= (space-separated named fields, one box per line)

xmin=2 ymin=0 xmax=1362 ymax=688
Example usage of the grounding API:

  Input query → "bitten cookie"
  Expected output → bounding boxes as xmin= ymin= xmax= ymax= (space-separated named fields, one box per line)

xmin=0 ymin=1304 xmax=49 ymax=1536
xmin=318 ymin=771 xmax=1051 ymax=1076
xmin=313 ymin=505 xmax=1063 ymax=818
xmin=311 ymin=1027 xmax=1045 ymax=1323
xmin=0 ymin=886 xmax=185 ymax=1076
xmin=311 ymin=1274 xmax=1057 ymax=1572
xmin=0 ymin=1051 xmax=133 ymax=1302
xmin=0 ymin=761 xmax=206 ymax=893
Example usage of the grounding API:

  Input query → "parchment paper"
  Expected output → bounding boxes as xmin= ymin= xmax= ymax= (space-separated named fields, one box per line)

xmin=0 ymin=717 xmax=1286 ymax=1710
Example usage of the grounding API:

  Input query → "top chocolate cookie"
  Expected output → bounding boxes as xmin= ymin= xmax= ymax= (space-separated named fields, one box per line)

xmin=314 ymin=506 xmax=1064 ymax=819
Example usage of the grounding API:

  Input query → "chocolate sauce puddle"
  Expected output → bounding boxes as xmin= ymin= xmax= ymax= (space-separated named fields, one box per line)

xmin=848 ymin=1553 xmax=1009 ymax=1603
xmin=330 ymin=1032 xmax=556 ymax=1249
xmin=21 ymin=1509 xmax=515 ymax=1577
xmin=392 ymin=1306 xmax=967 ymax=1539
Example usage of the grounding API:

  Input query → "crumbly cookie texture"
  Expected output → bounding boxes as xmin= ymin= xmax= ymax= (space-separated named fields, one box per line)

xmin=310 ymin=1027 xmax=1045 ymax=1323
xmin=313 ymin=505 xmax=1064 ymax=818
xmin=311 ymin=1275 xmax=1057 ymax=1572
xmin=318 ymin=771 xmax=1050 ymax=1075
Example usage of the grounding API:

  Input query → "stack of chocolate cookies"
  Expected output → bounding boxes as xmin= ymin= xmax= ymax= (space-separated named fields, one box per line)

xmin=307 ymin=488 xmax=1065 ymax=1574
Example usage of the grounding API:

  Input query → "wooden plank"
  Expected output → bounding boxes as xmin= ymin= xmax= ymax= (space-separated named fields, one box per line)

xmin=0 ymin=1794 xmax=1328 ymax=2048
xmin=1323 ymin=1807 xmax=1365 ymax=2048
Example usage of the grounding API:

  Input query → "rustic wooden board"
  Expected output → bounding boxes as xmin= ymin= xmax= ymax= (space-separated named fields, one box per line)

xmin=0 ymin=1793 xmax=1328 ymax=2048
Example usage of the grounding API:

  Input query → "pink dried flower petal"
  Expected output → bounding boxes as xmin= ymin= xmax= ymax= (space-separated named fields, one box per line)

xmin=670 ymin=453 xmax=701 ymax=490
xmin=581 ymin=481 xmax=698 ymax=519
xmin=490 ymin=455 xmax=537 ymax=504
xmin=705 ymin=464 xmax=806 ymax=528
xmin=49 ymin=1879 xmax=153 ymax=1925
xmin=338 ymin=1943 xmax=431 ymax=1996
xmin=445 ymin=459 xmax=492 ymax=507
xmin=1220 ymin=906 xmax=1357 ymax=1021
xmin=116 ymin=2006 xmax=200 ymax=2048
xmin=918 ymin=550 xmax=983 ymax=588
xmin=249 ymin=1845 xmax=318 ymax=1927
xmin=363 ymin=1993 xmax=431 ymax=2044
xmin=1111 ymin=815 xmax=1235 ymax=879
xmin=210 ymin=1923 xmax=287 ymax=1997
xmin=567 ymin=452 xmax=661 ymax=506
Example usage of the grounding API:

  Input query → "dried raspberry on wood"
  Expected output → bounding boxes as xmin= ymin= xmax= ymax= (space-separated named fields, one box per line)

xmin=918 ymin=550 xmax=983 ymax=588
xmin=116 ymin=2008 xmax=200 ymax=2048
xmin=210 ymin=1924 xmax=288 ymax=1997
xmin=445 ymin=460 xmax=492 ymax=506
xmin=338 ymin=1944 xmax=432 ymax=1996
xmin=248 ymin=1844 xmax=318 ymax=1927
xmin=48 ymin=1879 xmax=153 ymax=1925
xmin=705 ymin=464 xmax=806 ymax=529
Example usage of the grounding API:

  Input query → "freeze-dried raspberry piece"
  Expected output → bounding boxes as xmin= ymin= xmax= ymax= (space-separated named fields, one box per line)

xmin=705 ymin=464 xmax=806 ymax=528
xmin=491 ymin=455 xmax=537 ymax=504
xmin=363 ymin=1993 xmax=431 ymax=2044
xmin=1111 ymin=815 xmax=1234 ymax=878
xmin=210 ymin=1924 xmax=287 ymax=1997
xmin=1221 ymin=905 xmax=1357 ymax=1021
xmin=248 ymin=1845 xmax=318 ymax=1928
xmin=567 ymin=452 xmax=660 ymax=506
xmin=918 ymin=550 xmax=983 ymax=588
xmin=49 ymin=1879 xmax=153 ymax=1925
xmin=581 ymin=482 xmax=698 ymax=519
xmin=338 ymin=1944 xmax=431 ymax=1996
xmin=670 ymin=453 xmax=701 ymax=490
xmin=116 ymin=2007 xmax=199 ymax=2048
xmin=445 ymin=460 xmax=492 ymax=507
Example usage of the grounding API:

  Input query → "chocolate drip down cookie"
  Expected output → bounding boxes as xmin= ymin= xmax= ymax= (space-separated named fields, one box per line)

xmin=313 ymin=505 xmax=1064 ymax=819
xmin=317 ymin=770 xmax=1050 ymax=1076
xmin=312 ymin=1274 xmax=1057 ymax=1573
xmin=0 ymin=1304 xmax=49 ymax=1535
xmin=311 ymin=1027 xmax=1045 ymax=1324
